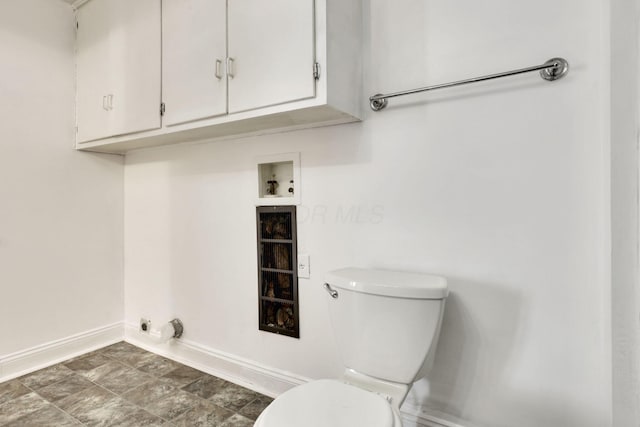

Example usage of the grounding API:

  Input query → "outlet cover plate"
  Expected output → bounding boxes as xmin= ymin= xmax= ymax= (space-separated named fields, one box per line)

xmin=298 ymin=254 xmax=310 ymax=279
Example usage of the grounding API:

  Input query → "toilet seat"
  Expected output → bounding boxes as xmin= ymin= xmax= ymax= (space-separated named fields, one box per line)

xmin=254 ymin=379 xmax=397 ymax=427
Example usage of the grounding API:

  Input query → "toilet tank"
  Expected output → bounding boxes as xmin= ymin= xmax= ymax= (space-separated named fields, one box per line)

xmin=325 ymin=268 xmax=448 ymax=385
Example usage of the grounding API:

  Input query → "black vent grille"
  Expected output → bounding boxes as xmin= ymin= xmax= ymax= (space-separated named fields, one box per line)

xmin=257 ymin=206 xmax=299 ymax=338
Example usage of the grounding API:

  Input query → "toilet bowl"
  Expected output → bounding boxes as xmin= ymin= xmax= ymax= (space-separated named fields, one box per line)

xmin=254 ymin=268 xmax=448 ymax=427
xmin=254 ymin=379 xmax=403 ymax=427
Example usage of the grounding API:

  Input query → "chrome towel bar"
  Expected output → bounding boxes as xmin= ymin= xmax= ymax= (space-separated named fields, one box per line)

xmin=369 ymin=57 xmax=569 ymax=111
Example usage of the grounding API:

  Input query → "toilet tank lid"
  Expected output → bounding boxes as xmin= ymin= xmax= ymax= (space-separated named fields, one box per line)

xmin=325 ymin=268 xmax=448 ymax=299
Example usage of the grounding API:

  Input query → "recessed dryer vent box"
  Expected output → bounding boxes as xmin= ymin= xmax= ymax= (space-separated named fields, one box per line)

xmin=256 ymin=153 xmax=300 ymax=206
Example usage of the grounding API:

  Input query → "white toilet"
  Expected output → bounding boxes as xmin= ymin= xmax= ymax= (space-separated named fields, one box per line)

xmin=254 ymin=267 xmax=449 ymax=427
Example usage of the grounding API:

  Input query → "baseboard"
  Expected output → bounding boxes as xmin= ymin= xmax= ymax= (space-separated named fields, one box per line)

xmin=400 ymin=405 xmax=473 ymax=427
xmin=123 ymin=322 xmax=469 ymax=427
xmin=124 ymin=322 xmax=309 ymax=397
xmin=0 ymin=322 xmax=124 ymax=383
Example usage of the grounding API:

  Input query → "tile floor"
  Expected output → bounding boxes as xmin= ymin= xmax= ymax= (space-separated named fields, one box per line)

xmin=0 ymin=342 xmax=272 ymax=426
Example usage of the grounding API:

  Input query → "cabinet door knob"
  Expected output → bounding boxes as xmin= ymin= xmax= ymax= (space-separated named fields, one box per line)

xmin=227 ymin=57 xmax=235 ymax=79
xmin=102 ymin=95 xmax=108 ymax=111
xmin=107 ymin=94 xmax=114 ymax=110
xmin=215 ymin=59 xmax=223 ymax=80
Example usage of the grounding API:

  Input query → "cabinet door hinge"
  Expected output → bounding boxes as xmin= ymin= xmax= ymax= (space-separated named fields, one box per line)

xmin=313 ymin=62 xmax=321 ymax=80
xmin=160 ymin=102 xmax=166 ymax=116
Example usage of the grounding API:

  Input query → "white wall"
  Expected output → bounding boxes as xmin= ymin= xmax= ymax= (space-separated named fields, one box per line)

xmin=124 ymin=0 xmax=611 ymax=426
xmin=0 ymin=1 xmax=124 ymax=357
xmin=610 ymin=0 xmax=640 ymax=424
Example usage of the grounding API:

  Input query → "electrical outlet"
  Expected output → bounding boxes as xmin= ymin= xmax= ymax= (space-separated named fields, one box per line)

xmin=140 ymin=318 xmax=151 ymax=333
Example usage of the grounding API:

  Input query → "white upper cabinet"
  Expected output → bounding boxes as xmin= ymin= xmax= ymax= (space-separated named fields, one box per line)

xmin=76 ymin=0 xmax=161 ymax=143
xmin=75 ymin=0 xmax=362 ymax=153
xmin=162 ymin=0 xmax=227 ymax=126
xmin=227 ymin=0 xmax=316 ymax=114
xmin=162 ymin=0 xmax=314 ymax=123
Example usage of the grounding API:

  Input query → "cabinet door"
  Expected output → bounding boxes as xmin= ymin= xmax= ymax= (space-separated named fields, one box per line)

xmin=162 ymin=0 xmax=227 ymax=126
xmin=228 ymin=0 xmax=316 ymax=114
xmin=76 ymin=0 xmax=113 ymax=143
xmin=110 ymin=0 xmax=161 ymax=136
xmin=76 ymin=0 xmax=160 ymax=143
